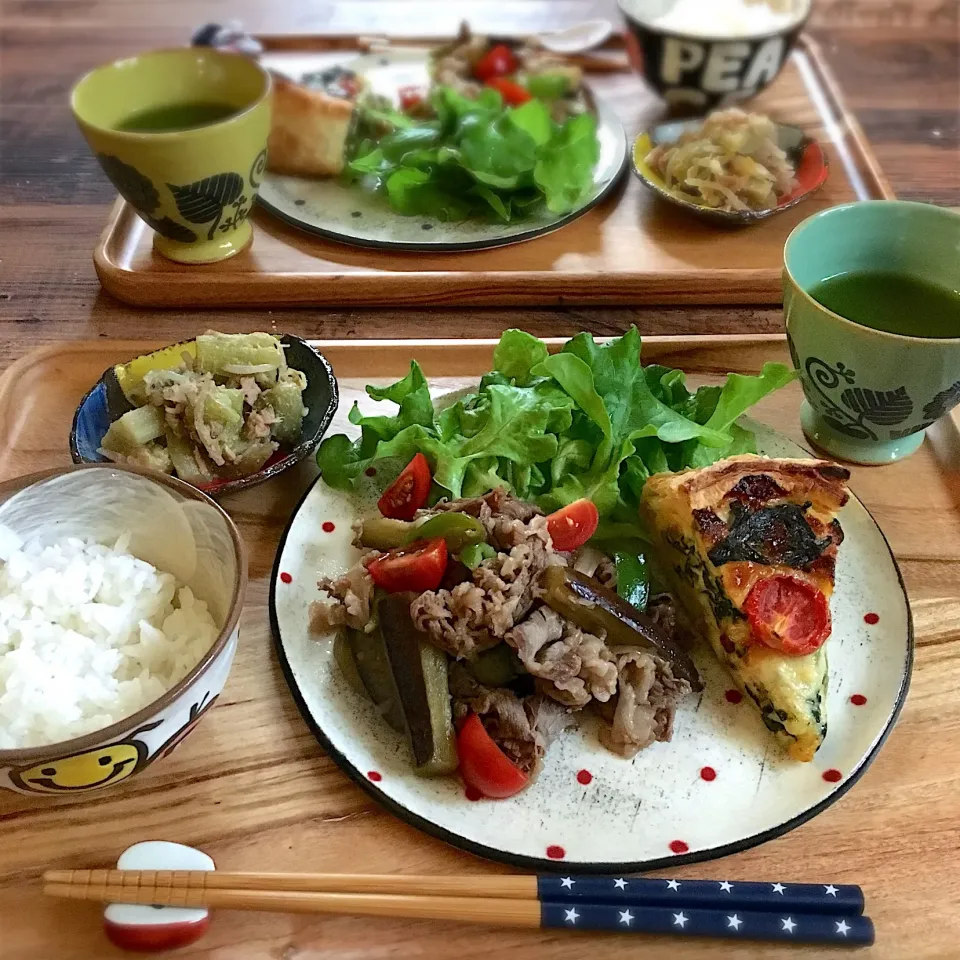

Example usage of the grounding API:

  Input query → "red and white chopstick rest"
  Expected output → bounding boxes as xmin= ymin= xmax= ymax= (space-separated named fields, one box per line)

xmin=103 ymin=841 xmax=213 ymax=952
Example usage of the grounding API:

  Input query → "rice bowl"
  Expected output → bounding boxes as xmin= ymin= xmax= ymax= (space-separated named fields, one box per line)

xmin=0 ymin=465 xmax=246 ymax=795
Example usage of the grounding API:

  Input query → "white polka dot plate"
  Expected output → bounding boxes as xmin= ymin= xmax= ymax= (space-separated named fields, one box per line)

xmin=257 ymin=51 xmax=628 ymax=251
xmin=271 ymin=392 xmax=911 ymax=872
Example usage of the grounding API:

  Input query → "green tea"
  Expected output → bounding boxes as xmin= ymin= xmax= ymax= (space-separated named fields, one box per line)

xmin=116 ymin=101 xmax=239 ymax=133
xmin=810 ymin=271 xmax=960 ymax=339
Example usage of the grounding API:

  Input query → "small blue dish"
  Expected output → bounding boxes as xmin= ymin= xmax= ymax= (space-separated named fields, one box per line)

xmin=70 ymin=334 xmax=338 ymax=496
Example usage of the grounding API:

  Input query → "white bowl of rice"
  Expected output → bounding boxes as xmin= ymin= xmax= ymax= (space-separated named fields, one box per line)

xmin=0 ymin=464 xmax=246 ymax=795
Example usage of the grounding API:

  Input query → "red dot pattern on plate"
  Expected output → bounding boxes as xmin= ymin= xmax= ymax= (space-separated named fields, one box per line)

xmin=365 ymin=467 xmax=377 ymax=477
xmin=822 ymin=769 xmax=842 ymax=783
xmin=669 ymin=840 xmax=689 ymax=854
xmin=724 ymin=689 xmax=743 ymax=704
xmin=576 ymin=769 xmax=593 ymax=785
xmin=464 ymin=786 xmax=482 ymax=801
xmin=366 ymin=771 xmax=382 ymax=782
xmin=700 ymin=766 xmax=717 ymax=782
xmin=279 ymin=572 xmax=292 ymax=584
xmin=850 ymin=694 xmax=868 ymax=706
xmin=322 ymin=521 xmax=336 ymax=533
xmin=864 ymin=612 xmax=880 ymax=625
xmin=546 ymin=845 xmax=566 ymax=860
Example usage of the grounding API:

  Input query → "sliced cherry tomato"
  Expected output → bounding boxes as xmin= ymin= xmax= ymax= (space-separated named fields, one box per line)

xmin=457 ymin=712 xmax=528 ymax=799
xmin=398 ymin=85 xmax=425 ymax=111
xmin=473 ymin=44 xmax=517 ymax=82
xmin=367 ymin=538 xmax=448 ymax=593
xmin=743 ymin=575 xmax=831 ymax=655
xmin=546 ymin=498 xmax=600 ymax=551
xmin=485 ymin=76 xmax=532 ymax=106
xmin=378 ymin=453 xmax=431 ymax=520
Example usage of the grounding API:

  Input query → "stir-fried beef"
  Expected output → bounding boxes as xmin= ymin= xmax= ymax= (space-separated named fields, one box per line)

xmin=595 ymin=650 xmax=692 ymax=758
xmin=409 ymin=582 xmax=499 ymax=658
xmin=449 ymin=663 xmax=575 ymax=774
xmin=595 ymin=556 xmax=617 ymax=591
xmin=433 ymin=487 xmax=543 ymax=523
xmin=646 ymin=592 xmax=696 ymax=652
xmin=308 ymin=551 xmax=379 ymax=633
xmin=505 ymin=606 xmax=564 ymax=663
xmin=506 ymin=607 xmax=618 ymax=708
xmin=412 ymin=517 xmax=555 ymax=657
xmin=315 ymin=486 xmax=698 ymax=769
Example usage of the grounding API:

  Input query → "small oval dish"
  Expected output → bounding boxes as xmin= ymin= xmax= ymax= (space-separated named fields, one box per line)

xmin=71 ymin=334 xmax=338 ymax=496
xmin=632 ymin=118 xmax=828 ymax=225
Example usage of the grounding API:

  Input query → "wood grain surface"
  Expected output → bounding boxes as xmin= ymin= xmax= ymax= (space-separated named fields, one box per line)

xmin=0 ymin=1 xmax=958 ymax=957
xmin=0 ymin=336 xmax=959 ymax=960
xmin=92 ymin=37 xmax=893 ymax=309
xmin=0 ymin=0 xmax=957 ymax=359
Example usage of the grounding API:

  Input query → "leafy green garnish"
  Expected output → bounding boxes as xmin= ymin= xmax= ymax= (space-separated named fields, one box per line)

xmin=316 ymin=328 xmax=796 ymax=539
xmin=346 ymin=85 xmax=600 ymax=222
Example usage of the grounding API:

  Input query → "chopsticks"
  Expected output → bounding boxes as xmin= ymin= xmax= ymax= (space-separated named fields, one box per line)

xmin=44 ymin=870 xmax=874 ymax=946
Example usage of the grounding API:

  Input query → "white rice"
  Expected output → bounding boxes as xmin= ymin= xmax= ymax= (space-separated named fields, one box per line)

xmin=648 ymin=0 xmax=801 ymax=37
xmin=0 ymin=525 xmax=220 ymax=749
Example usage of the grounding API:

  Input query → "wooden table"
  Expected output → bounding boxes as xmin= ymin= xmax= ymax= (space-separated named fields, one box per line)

xmin=1 ymin=2 xmax=959 ymax=958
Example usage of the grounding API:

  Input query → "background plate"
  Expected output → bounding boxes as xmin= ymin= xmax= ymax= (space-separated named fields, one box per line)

xmin=257 ymin=50 xmax=628 ymax=251
xmin=271 ymin=375 xmax=912 ymax=873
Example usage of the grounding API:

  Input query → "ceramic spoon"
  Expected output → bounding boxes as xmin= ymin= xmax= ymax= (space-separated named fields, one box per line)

xmin=631 ymin=117 xmax=830 ymax=225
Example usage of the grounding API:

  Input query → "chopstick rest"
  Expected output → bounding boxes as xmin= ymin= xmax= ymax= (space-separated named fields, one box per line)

xmin=538 ymin=875 xmax=864 ymax=916
xmin=102 ymin=843 xmax=214 ymax=953
xmin=540 ymin=902 xmax=874 ymax=945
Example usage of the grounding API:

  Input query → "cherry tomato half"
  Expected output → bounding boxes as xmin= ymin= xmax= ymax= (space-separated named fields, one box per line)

xmin=378 ymin=453 xmax=432 ymax=520
xmin=473 ymin=44 xmax=517 ymax=82
xmin=743 ymin=575 xmax=831 ymax=655
xmin=457 ymin=712 xmax=528 ymax=799
xmin=367 ymin=538 xmax=448 ymax=594
xmin=398 ymin=85 xmax=425 ymax=111
xmin=485 ymin=76 xmax=532 ymax=106
xmin=546 ymin=498 xmax=600 ymax=551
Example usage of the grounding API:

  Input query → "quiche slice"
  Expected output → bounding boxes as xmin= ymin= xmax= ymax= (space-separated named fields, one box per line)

xmin=640 ymin=454 xmax=850 ymax=761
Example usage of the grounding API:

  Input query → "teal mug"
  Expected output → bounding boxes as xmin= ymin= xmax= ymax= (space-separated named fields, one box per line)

xmin=783 ymin=201 xmax=960 ymax=464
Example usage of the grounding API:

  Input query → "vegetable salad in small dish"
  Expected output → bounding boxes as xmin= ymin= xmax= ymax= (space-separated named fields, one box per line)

xmin=100 ymin=332 xmax=308 ymax=486
xmin=72 ymin=332 xmax=339 ymax=495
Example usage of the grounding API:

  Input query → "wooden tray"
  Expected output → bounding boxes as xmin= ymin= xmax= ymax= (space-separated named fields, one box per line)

xmin=93 ymin=35 xmax=893 ymax=309
xmin=1 ymin=336 xmax=957 ymax=960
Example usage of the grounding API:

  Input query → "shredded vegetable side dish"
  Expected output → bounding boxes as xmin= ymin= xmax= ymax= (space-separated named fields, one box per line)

xmin=645 ymin=109 xmax=799 ymax=213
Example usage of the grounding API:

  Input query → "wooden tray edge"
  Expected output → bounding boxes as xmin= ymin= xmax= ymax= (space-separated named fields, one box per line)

xmin=795 ymin=35 xmax=896 ymax=201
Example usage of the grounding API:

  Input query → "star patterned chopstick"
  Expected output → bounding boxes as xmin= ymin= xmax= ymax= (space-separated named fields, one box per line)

xmin=538 ymin=875 xmax=864 ymax=916
xmin=540 ymin=901 xmax=873 ymax=945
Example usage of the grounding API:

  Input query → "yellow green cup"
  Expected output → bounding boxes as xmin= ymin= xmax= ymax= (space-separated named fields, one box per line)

xmin=71 ymin=48 xmax=271 ymax=264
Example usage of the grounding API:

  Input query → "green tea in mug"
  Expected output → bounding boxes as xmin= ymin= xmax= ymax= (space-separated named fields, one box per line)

xmin=809 ymin=271 xmax=960 ymax=339
xmin=116 ymin=101 xmax=240 ymax=133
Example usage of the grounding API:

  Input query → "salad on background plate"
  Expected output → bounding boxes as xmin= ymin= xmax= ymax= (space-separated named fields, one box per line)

xmin=257 ymin=27 xmax=627 ymax=250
